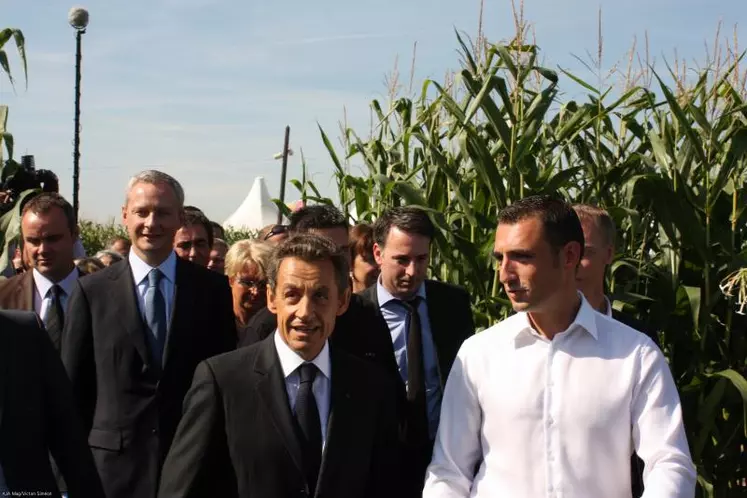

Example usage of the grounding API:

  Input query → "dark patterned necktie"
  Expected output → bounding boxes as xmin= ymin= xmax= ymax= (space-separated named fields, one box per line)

xmin=400 ymin=297 xmax=429 ymax=441
xmin=45 ymin=284 xmax=65 ymax=351
xmin=295 ymin=362 xmax=322 ymax=493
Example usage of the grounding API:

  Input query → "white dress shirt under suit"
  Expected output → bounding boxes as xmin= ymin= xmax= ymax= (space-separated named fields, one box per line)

xmin=128 ymin=250 xmax=177 ymax=326
xmin=32 ymin=267 xmax=79 ymax=322
xmin=274 ymin=331 xmax=332 ymax=449
xmin=423 ymin=294 xmax=695 ymax=498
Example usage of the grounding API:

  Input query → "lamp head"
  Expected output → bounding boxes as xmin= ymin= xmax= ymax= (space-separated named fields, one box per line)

xmin=69 ymin=7 xmax=89 ymax=30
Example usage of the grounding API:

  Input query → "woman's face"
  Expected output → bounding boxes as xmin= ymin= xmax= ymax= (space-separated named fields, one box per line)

xmin=230 ymin=261 xmax=267 ymax=320
xmin=351 ymin=253 xmax=379 ymax=292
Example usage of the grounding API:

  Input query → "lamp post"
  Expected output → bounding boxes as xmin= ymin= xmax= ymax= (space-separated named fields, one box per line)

xmin=274 ymin=126 xmax=292 ymax=224
xmin=69 ymin=6 xmax=88 ymax=222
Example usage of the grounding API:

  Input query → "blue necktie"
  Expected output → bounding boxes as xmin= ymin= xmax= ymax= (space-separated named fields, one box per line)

xmin=145 ymin=269 xmax=167 ymax=366
xmin=295 ymin=363 xmax=321 ymax=494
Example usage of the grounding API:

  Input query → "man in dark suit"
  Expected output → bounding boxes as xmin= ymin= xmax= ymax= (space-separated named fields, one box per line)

xmin=0 ymin=193 xmax=84 ymax=350
xmin=62 ymin=170 xmax=236 ymax=498
xmin=159 ymin=233 xmax=402 ymax=498
xmin=239 ymin=205 xmax=399 ymax=380
xmin=573 ymin=203 xmax=657 ymax=498
xmin=359 ymin=206 xmax=474 ymax=493
xmin=0 ymin=309 xmax=104 ymax=497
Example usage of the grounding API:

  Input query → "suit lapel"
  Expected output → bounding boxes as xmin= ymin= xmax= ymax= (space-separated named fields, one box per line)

xmin=360 ymin=285 xmax=382 ymax=317
xmin=254 ymin=337 xmax=305 ymax=476
xmin=163 ymin=259 xmax=196 ymax=368
xmin=111 ymin=262 xmax=151 ymax=368
xmin=13 ymin=271 xmax=34 ymax=311
xmin=316 ymin=347 xmax=362 ymax=495
xmin=424 ymin=280 xmax=450 ymax=388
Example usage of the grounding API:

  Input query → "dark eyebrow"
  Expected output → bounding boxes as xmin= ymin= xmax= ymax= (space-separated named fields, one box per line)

xmin=494 ymin=249 xmax=535 ymax=259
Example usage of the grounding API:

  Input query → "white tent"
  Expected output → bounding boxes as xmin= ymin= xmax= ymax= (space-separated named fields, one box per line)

xmin=223 ymin=176 xmax=288 ymax=231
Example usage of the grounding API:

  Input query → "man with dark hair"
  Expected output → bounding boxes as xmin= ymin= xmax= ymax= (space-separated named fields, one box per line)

xmin=62 ymin=170 xmax=236 ymax=498
xmin=210 ymin=220 xmax=226 ymax=241
xmin=159 ymin=234 xmax=402 ymax=498
xmin=0 ymin=193 xmax=84 ymax=350
xmin=360 ymin=205 xmax=474 ymax=494
xmin=239 ymin=205 xmax=399 ymax=383
xmin=173 ymin=209 xmax=213 ymax=267
xmin=424 ymin=195 xmax=695 ymax=497
xmin=0 ymin=310 xmax=105 ymax=497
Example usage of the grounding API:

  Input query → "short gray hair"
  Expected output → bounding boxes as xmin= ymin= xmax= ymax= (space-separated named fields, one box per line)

xmin=267 ymin=233 xmax=349 ymax=295
xmin=125 ymin=170 xmax=185 ymax=207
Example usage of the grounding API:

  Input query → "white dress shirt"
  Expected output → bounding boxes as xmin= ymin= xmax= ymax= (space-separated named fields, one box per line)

xmin=33 ymin=267 xmax=80 ymax=321
xmin=129 ymin=250 xmax=177 ymax=327
xmin=423 ymin=294 xmax=695 ymax=498
xmin=274 ymin=331 xmax=332 ymax=449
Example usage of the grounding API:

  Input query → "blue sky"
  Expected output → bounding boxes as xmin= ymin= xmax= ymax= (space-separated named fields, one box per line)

xmin=1 ymin=0 xmax=744 ymax=223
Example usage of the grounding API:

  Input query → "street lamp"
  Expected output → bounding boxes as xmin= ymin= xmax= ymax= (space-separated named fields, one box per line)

xmin=69 ymin=6 xmax=88 ymax=221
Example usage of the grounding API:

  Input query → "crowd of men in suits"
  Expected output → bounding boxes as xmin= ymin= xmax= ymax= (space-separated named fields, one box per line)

xmin=0 ymin=169 xmax=696 ymax=497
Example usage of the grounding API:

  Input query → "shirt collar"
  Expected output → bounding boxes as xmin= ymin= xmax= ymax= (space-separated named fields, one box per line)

xmin=376 ymin=278 xmax=427 ymax=308
xmin=129 ymin=250 xmax=177 ymax=286
xmin=33 ymin=267 xmax=79 ymax=298
xmin=273 ymin=330 xmax=331 ymax=381
xmin=513 ymin=292 xmax=599 ymax=346
xmin=603 ymin=296 xmax=613 ymax=317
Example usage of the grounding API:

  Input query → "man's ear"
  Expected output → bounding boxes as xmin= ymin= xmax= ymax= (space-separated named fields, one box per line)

xmin=373 ymin=242 xmax=383 ymax=266
xmin=603 ymin=244 xmax=615 ymax=266
xmin=266 ymin=285 xmax=278 ymax=315
xmin=336 ymin=286 xmax=352 ymax=317
xmin=565 ymin=241 xmax=583 ymax=269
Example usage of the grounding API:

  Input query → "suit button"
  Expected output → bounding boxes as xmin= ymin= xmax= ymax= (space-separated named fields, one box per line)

xmin=151 ymin=428 xmax=158 ymax=435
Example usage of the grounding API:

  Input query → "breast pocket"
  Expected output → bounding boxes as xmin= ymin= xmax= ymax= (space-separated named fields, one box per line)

xmin=88 ymin=428 xmax=124 ymax=452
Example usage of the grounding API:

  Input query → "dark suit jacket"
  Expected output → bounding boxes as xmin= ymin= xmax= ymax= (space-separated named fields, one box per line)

xmin=158 ymin=335 xmax=403 ymax=498
xmin=360 ymin=279 xmax=474 ymax=400
xmin=360 ymin=279 xmax=474 ymax=494
xmin=0 ymin=310 xmax=104 ymax=497
xmin=0 ymin=268 xmax=86 ymax=350
xmin=61 ymin=257 xmax=236 ymax=498
xmin=0 ymin=269 xmax=34 ymax=311
xmin=239 ymin=293 xmax=400 ymax=381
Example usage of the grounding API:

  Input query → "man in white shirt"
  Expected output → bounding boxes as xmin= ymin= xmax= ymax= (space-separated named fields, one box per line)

xmin=158 ymin=233 xmax=402 ymax=498
xmin=423 ymin=195 xmax=696 ymax=498
xmin=0 ymin=192 xmax=82 ymax=351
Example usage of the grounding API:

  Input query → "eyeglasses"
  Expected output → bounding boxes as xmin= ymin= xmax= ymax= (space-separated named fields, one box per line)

xmin=263 ymin=224 xmax=288 ymax=241
xmin=237 ymin=278 xmax=267 ymax=291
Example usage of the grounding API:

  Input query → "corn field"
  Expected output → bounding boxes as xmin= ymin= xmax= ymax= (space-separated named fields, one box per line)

xmin=288 ymin=28 xmax=747 ymax=496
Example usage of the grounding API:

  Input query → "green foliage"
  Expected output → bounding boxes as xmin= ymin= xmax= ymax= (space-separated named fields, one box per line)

xmin=224 ymin=227 xmax=258 ymax=246
xmin=303 ymin=33 xmax=747 ymax=496
xmin=77 ymin=220 xmax=127 ymax=255
xmin=77 ymin=221 xmax=258 ymax=255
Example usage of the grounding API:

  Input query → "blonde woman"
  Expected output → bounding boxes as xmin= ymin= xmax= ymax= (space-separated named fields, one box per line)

xmin=224 ymin=239 xmax=273 ymax=344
